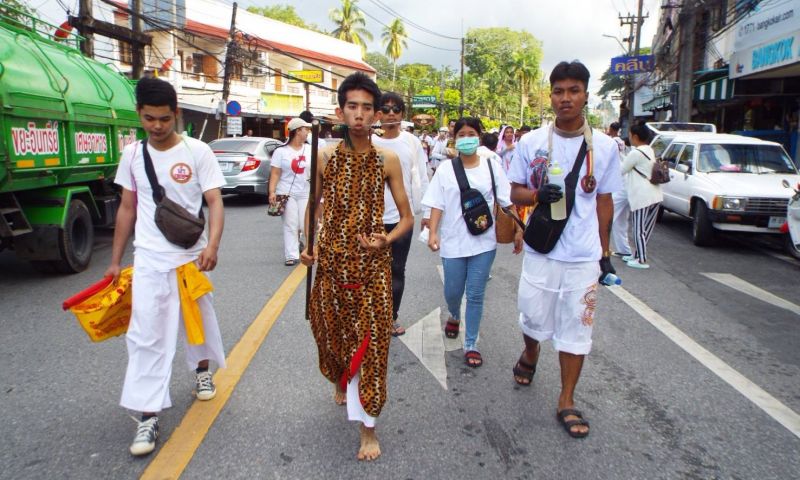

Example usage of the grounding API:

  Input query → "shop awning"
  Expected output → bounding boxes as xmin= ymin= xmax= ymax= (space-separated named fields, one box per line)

xmin=693 ymin=72 xmax=733 ymax=102
xmin=643 ymin=93 xmax=671 ymax=111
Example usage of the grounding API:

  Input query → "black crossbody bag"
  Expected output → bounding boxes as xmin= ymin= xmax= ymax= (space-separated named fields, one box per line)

xmin=523 ymin=140 xmax=587 ymax=253
xmin=141 ymin=140 xmax=206 ymax=249
xmin=452 ymin=157 xmax=494 ymax=235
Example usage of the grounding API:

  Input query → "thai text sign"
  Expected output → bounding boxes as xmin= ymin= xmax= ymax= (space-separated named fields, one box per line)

xmin=610 ymin=55 xmax=654 ymax=75
xmin=288 ymin=70 xmax=323 ymax=83
xmin=412 ymin=95 xmax=437 ymax=108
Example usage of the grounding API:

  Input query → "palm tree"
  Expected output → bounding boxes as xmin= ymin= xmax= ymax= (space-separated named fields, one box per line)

xmin=381 ymin=18 xmax=408 ymax=87
xmin=329 ymin=0 xmax=373 ymax=57
xmin=509 ymin=51 xmax=539 ymax=124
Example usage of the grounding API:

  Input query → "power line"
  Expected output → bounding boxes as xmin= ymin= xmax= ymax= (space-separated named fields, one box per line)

xmin=366 ymin=0 xmax=460 ymax=41
xmin=359 ymin=6 xmax=460 ymax=52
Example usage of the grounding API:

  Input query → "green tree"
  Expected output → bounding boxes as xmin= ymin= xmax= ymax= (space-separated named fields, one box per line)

xmin=381 ymin=18 xmax=408 ymax=87
xmin=329 ymin=0 xmax=373 ymax=57
xmin=509 ymin=50 xmax=539 ymax=124
xmin=246 ymin=4 xmax=322 ymax=32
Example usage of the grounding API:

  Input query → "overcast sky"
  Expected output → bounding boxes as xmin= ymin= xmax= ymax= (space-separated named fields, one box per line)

xmin=33 ymin=0 xmax=660 ymax=96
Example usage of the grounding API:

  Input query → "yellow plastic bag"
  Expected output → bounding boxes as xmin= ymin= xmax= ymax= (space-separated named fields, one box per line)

xmin=62 ymin=267 xmax=133 ymax=342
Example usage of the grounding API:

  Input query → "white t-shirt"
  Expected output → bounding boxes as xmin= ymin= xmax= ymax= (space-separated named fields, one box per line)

xmin=114 ymin=137 xmax=225 ymax=263
xmin=422 ymin=156 xmax=512 ymax=258
xmin=271 ymin=143 xmax=311 ymax=198
xmin=508 ymin=127 xmax=622 ymax=262
xmin=371 ymin=131 xmax=430 ymax=223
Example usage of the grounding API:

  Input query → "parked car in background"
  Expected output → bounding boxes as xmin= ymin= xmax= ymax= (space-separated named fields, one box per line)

xmin=658 ymin=133 xmax=800 ymax=246
xmin=209 ymin=137 xmax=282 ymax=198
xmin=647 ymin=122 xmax=717 ymax=158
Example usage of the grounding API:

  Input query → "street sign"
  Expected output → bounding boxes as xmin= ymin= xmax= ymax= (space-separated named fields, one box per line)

xmin=226 ymin=100 xmax=241 ymax=116
xmin=412 ymin=95 xmax=437 ymax=108
xmin=227 ymin=116 xmax=242 ymax=136
xmin=610 ymin=55 xmax=655 ymax=75
xmin=288 ymin=70 xmax=324 ymax=83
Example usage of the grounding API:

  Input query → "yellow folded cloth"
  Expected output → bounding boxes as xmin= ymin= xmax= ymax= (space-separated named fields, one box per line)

xmin=176 ymin=261 xmax=214 ymax=345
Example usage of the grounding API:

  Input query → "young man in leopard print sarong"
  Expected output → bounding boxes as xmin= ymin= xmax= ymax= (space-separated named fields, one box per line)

xmin=301 ymin=72 xmax=413 ymax=461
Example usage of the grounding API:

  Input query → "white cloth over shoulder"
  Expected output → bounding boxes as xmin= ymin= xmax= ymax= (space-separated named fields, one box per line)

xmin=508 ymin=127 xmax=622 ymax=262
xmin=422 ymin=156 xmax=512 ymax=258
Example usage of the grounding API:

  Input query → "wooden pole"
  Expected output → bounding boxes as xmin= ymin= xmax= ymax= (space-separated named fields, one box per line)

xmin=305 ymin=119 xmax=321 ymax=320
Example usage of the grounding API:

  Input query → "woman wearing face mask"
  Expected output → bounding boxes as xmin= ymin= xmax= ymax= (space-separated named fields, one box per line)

xmin=422 ymin=117 xmax=523 ymax=367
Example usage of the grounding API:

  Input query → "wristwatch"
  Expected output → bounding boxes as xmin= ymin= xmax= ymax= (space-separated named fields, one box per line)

xmin=602 ymin=249 xmax=611 ymax=258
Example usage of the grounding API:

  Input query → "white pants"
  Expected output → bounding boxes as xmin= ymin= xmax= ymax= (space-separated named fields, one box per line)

xmin=611 ymin=189 xmax=632 ymax=255
xmin=517 ymin=253 xmax=600 ymax=355
xmin=346 ymin=373 xmax=376 ymax=428
xmin=283 ymin=195 xmax=309 ymax=261
xmin=120 ymin=260 xmax=226 ymax=413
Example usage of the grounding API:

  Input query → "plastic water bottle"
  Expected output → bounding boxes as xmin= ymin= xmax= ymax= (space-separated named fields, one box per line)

xmin=600 ymin=273 xmax=622 ymax=286
xmin=548 ymin=161 xmax=567 ymax=220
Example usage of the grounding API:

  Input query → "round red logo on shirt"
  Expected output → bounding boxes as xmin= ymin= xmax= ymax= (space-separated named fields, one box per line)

xmin=291 ymin=155 xmax=306 ymax=174
xmin=170 ymin=163 xmax=192 ymax=184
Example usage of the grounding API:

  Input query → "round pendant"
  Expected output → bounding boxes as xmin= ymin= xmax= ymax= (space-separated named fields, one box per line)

xmin=581 ymin=175 xmax=597 ymax=193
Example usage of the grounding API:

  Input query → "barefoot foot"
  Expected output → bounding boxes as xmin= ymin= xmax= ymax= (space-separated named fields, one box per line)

xmin=357 ymin=424 xmax=381 ymax=461
xmin=334 ymin=384 xmax=346 ymax=405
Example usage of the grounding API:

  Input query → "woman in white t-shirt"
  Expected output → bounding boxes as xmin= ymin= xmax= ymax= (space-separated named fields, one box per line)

xmin=269 ymin=118 xmax=312 ymax=266
xmin=422 ymin=118 xmax=523 ymax=368
xmin=620 ymin=122 xmax=663 ymax=269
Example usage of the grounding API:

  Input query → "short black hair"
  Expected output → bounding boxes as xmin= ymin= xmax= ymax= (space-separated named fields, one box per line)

xmin=135 ymin=77 xmax=177 ymax=111
xmin=550 ymin=61 xmax=591 ymax=91
xmin=609 ymin=121 xmax=621 ymax=132
xmin=453 ymin=117 xmax=483 ymax=136
xmin=337 ymin=72 xmax=381 ymax=109
xmin=629 ymin=121 xmax=653 ymax=143
xmin=299 ymin=110 xmax=314 ymax=123
xmin=380 ymin=91 xmax=405 ymax=111
xmin=481 ymin=132 xmax=498 ymax=150
xmin=518 ymin=125 xmax=532 ymax=132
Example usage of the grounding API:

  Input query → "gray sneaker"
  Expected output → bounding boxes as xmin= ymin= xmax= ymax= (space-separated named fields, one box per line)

xmin=130 ymin=416 xmax=159 ymax=456
xmin=195 ymin=370 xmax=216 ymax=401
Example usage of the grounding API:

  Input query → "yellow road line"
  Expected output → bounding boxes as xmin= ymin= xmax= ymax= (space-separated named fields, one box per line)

xmin=140 ymin=266 xmax=307 ymax=480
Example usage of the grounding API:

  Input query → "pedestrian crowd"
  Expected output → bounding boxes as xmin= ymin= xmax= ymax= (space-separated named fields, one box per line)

xmin=97 ymin=57 xmax=665 ymax=462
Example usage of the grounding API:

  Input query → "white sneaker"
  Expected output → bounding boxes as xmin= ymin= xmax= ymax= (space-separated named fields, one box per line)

xmin=626 ymin=259 xmax=650 ymax=269
xmin=195 ymin=370 xmax=217 ymax=401
xmin=130 ymin=416 xmax=159 ymax=456
xmin=621 ymin=255 xmax=635 ymax=262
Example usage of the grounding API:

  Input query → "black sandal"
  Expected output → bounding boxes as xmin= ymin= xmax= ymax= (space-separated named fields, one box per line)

xmin=512 ymin=356 xmax=537 ymax=386
xmin=556 ymin=408 xmax=590 ymax=439
xmin=444 ymin=320 xmax=459 ymax=339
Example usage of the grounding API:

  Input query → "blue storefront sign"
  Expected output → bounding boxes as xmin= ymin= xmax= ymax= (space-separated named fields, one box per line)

xmin=610 ymin=55 xmax=655 ymax=75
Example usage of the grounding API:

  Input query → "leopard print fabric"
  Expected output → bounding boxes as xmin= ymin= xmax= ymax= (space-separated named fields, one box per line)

xmin=309 ymin=142 xmax=393 ymax=418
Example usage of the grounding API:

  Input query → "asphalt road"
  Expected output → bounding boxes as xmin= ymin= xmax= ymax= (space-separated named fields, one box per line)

xmin=1 ymin=198 xmax=798 ymax=479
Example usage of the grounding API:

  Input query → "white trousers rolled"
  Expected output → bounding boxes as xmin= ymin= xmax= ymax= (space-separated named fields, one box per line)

xmin=283 ymin=195 xmax=309 ymax=261
xmin=611 ymin=189 xmax=632 ymax=255
xmin=346 ymin=373 xmax=376 ymax=427
xmin=120 ymin=261 xmax=226 ymax=413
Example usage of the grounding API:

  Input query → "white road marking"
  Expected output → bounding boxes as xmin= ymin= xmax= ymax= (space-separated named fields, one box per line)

xmin=701 ymin=273 xmax=800 ymax=316
xmin=437 ymin=265 xmax=466 ymax=351
xmin=398 ymin=307 xmax=448 ymax=390
xmin=608 ymin=285 xmax=800 ymax=439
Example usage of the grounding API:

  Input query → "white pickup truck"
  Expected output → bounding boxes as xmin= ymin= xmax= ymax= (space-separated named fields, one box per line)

xmin=657 ymin=133 xmax=800 ymax=246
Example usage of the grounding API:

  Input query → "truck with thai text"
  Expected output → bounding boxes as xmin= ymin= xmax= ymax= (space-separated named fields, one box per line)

xmin=0 ymin=8 xmax=142 ymax=272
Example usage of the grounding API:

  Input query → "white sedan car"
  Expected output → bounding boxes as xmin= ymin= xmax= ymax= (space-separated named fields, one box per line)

xmin=658 ymin=133 xmax=800 ymax=246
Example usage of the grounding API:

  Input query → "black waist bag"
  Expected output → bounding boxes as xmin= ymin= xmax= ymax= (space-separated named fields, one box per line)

xmin=453 ymin=157 xmax=493 ymax=235
xmin=142 ymin=140 xmax=206 ymax=249
xmin=523 ymin=140 xmax=587 ymax=253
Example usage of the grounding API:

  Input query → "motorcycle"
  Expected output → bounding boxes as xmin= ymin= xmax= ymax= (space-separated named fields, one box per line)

xmin=780 ymin=179 xmax=800 ymax=260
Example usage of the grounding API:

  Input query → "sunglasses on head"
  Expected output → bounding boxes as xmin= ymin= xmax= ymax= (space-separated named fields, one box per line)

xmin=380 ymin=105 xmax=403 ymax=114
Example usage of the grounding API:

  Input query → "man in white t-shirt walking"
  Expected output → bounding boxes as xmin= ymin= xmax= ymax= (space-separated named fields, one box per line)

xmin=508 ymin=61 xmax=622 ymax=439
xmin=105 ymin=77 xmax=227 ymax=456
xmin=607 ymin=121 xmax=633 ymax=257
xmin=372 ymin=92 xmax=430 ymax=336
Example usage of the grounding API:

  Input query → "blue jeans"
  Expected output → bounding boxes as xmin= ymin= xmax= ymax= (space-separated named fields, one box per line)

xmin=441 ymin=249 xmax=496 ymax=351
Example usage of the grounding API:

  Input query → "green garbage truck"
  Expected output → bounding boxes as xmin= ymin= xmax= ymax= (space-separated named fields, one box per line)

xmin=0 ymin=9 xmax=143 ymax=273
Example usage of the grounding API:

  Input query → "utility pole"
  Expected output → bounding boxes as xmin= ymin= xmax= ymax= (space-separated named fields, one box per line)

xmin=459 ymin=37 xmax=465 ymax=117
xmin=218 ymin=2 xmax=238 ymax=139
xmin=77 ymin=0 xmax=94 ymax=57
xmin=618 ymin=5 xmax=648 ymax=135
xmin=677 ymin=1 xmax=696 ymax=122
xmin=439 ymin=66 xmax=445 ymax=127
xmin=629 ymin=0 xmax=647 ymax=130
xmin=131 ymin=0 xmax=143 ymax=78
